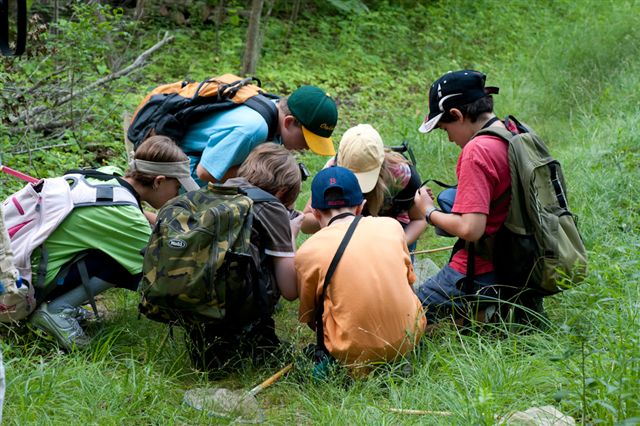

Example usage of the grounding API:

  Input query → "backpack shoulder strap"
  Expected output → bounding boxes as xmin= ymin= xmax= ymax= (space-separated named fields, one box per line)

xmin=474 ymin=125 xmax=515 ymax=143
xmin=244 ymin=94 xmax=280 ymax=141
xmin=315 ymin=215 xmax=361 ymax=349
xmin=64 ymin=169 xmax=141 ymax=209
xmin=242 ymin=186 xmax=280 ymax=204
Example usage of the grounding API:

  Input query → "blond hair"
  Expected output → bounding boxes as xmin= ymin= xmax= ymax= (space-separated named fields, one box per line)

xmin=364 ymin=150 xmax=409 ymax=216
xmin=125 ymin=135 xmax=188 ymax=187
xmin=238 ymin=143 xmax=301 ymax=207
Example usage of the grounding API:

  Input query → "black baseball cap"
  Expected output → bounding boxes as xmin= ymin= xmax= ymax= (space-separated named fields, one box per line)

xmin=418 ymin=70 xmax=499 ymax=133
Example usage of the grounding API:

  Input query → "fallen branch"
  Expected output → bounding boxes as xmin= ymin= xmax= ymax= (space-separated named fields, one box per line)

xmin=410 ymin=246 xmax=454 ymax=255
xmin=388 ymin=408 xmax=452 ymax=416
xmin=9 ymin=142 xmax=75 ymax=154
xmin=9 ymin=119 xmax=81 ymax=134
xmin=23 ymin=66 xmax=67 ymax=96
xmin=12 ymin=32 xmax=174 ymax=124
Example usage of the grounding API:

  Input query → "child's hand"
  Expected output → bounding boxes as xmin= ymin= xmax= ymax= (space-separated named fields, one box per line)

xmin=290 ymin=212 xmax=304 ymax=240
xmin=414 ymin=187 xmax=434 ymax=217
xmin=425 ymin=186 xmax=435 ymax=201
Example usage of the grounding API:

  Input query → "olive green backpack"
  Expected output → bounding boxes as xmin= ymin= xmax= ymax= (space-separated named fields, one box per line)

xmin=139 ymin=184 xmax=277 ymax=325
xmin=472 ymin=116 xmax=588 ymax=295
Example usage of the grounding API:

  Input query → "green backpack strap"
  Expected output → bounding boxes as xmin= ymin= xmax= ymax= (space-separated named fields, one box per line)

xmin=474 ymin=125 xmax=514 ymax=143
xmin=458 ymin=120 xmax=517 ymax=294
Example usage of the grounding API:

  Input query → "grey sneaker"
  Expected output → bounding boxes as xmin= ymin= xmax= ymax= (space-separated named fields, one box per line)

xmin=66 ymin=306 xmax=96 ymax=325
xmin=30 ymin=303 xmax=91 ymax=351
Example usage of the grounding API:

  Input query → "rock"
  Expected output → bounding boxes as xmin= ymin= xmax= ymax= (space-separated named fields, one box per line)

xmin=502 ymin=405 xmax=576 ymax=426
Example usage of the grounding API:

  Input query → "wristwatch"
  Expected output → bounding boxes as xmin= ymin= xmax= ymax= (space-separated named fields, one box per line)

xmin=426 ymin=206 xmax=440 ymax=225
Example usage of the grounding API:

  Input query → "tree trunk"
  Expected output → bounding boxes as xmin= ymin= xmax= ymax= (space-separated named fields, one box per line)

xmin=284 ymin=0 xmax=301 ymax=51
xmin=213 ymin=0 xmax=225 ymax=56
xmin=134 ymin=0 xmax=146 ymax=21
xmin=241 ymin=0 xmax=264 ymax=76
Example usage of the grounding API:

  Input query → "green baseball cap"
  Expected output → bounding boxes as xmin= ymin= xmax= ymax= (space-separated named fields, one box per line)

xmin=287 ymin=85 xmax=338 ymax=156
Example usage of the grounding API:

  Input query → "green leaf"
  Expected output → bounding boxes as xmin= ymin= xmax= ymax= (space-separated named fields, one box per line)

xmin=97 ymin=64 xmax=109 ymax=75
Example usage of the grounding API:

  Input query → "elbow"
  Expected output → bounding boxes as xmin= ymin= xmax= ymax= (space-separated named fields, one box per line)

xmin=196 ymin=165 xmax=218 ymax=183
xmin=405 ymin=219 xmax=427 ymax=245
xmin=300 ymin=213 xmax=320 ymax=234
xmin=281 ymin=289 xmax=297 ymax=301
xmin=458 ymin=226 xmax=485 ymax=242
xmin=195 ymin=165 xmax=205 ymax=180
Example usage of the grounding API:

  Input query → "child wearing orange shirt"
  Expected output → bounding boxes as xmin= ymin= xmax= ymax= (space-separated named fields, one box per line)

xmin=295 ymin=166 xmax=427 ymax=374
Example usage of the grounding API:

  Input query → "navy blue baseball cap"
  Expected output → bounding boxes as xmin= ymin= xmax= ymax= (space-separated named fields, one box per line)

xmin=419 ymin=70 xmax=499 ymax=133
xmin=311 ymin=166 xmax=364 ymax=209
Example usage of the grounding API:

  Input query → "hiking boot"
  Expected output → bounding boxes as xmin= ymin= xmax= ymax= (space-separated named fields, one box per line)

xmin=67 ymin=306 xmax=96 ymax=325
xmin=512 ymin=296 xmax=548 ymax=330
xmin=30 ymin=303 xmax=91 ymax=351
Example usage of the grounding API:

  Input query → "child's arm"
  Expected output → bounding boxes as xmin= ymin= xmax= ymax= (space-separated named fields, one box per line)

xmin=300 ymin=197 xmax=321 ymax=234
xmin=290 ymin=213 xmax=303 ymax=247
xmin=273 ymin=257 xmax=297 ymax=301
xmin=403 ymin=187 xmax=430 ymax=244
xmin=143 ymin=210 xmax=158 ymax=225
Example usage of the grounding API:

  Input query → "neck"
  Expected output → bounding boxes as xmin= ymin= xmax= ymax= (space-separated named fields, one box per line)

xmin=123 ymin=176 xmax=147 ymax=202
xmin=458 ymin=113 xmax=503 ymax=148
xmin=475 ymin=113 xmax=504 ymax=132
xmin=470 ymin=113 xmax=498 ymax=134
xmin=317 ymin=207 xmax=358 ymax=228
xmin=328 ymin=211 xmax=355 ymax=226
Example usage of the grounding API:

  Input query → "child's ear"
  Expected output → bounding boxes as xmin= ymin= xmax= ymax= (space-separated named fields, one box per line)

xmin=283 ymin=115 xmax=299 ymax=130
xmin=449 ymin=108 xmax=464 ymax=122
xmin=153 ymin=175 xmax=166 ymax=190
xmin=355 ymin=200 xmax=366 ymax=215
xmin=275 ymin=187 xmax=288 ymax=203
xmin=311 ymin=208 xmax=323 ymax=221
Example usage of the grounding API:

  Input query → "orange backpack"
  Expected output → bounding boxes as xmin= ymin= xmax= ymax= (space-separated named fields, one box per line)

xmin=127 ymin=74 xmax=279 ymax=149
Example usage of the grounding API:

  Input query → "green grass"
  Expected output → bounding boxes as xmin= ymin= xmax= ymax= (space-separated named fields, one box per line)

xmin=2 ymin=0 xmax=640 ymax=424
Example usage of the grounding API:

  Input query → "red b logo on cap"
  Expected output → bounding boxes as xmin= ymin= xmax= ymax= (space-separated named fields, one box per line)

xmin=329 ymin=178 xmax=336 ymax=185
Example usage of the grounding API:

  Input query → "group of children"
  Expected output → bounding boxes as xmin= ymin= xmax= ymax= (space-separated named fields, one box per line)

xmin=1 ymin=69 xmax=532 ymax=377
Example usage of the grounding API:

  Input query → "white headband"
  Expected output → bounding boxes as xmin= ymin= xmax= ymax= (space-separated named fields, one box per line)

xmin=128 ymin=158 xmax=199 ymax=192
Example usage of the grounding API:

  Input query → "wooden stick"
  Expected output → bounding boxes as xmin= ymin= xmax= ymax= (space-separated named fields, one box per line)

xmin=410 ymin=245 xmax=454 ymax=255
xmin=247 ymin=363 xmax=293 ymax=398
xmin=388 ymin=408 xmax=453 ymax=416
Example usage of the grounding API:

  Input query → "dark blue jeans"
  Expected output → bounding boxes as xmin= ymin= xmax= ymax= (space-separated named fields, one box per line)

xmin=414 ymin=264 xmax=500 ymax=321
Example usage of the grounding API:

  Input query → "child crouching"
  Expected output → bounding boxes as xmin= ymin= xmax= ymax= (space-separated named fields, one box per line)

xmin=186 ymin=143 xmax=302 ymax=371
xmin=295 ymin=166 xmax=427 ymax=376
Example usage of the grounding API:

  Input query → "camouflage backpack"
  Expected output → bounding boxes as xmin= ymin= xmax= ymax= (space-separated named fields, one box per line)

xmin=139 ymin=184 xmax=278 ymax=325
